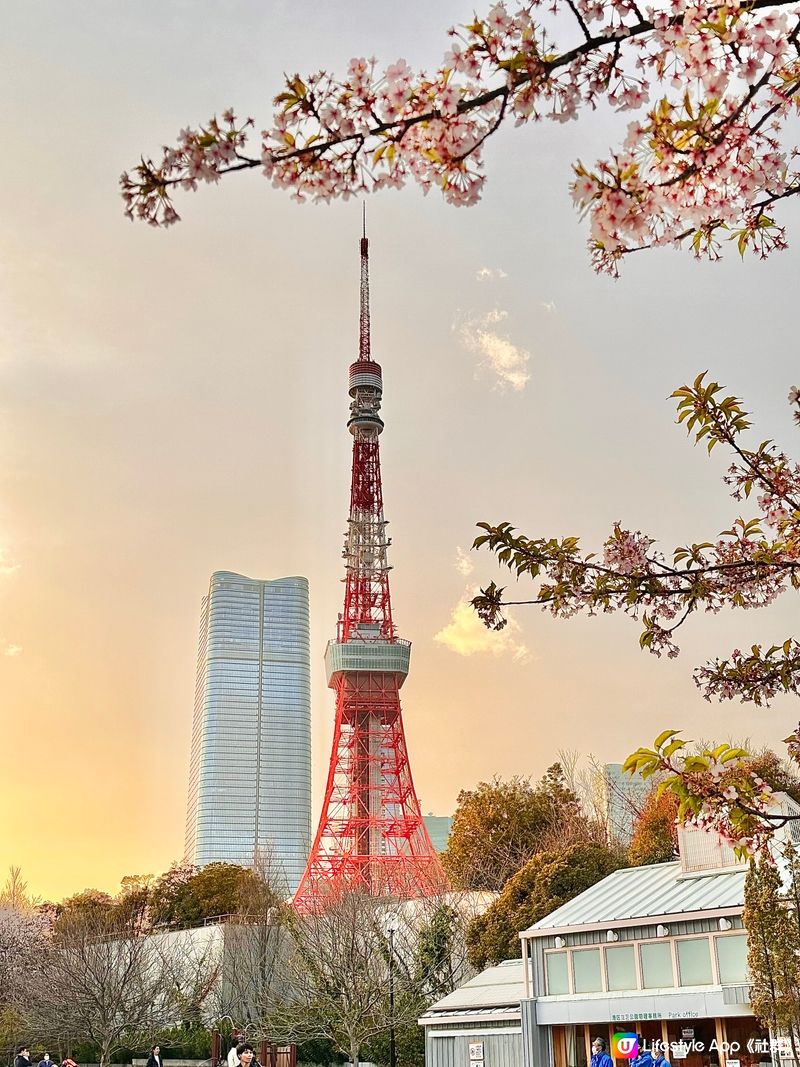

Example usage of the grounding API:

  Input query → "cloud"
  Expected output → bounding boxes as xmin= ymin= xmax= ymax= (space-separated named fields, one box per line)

xmin=434 ymin=593 xmax=530 ymax=663
xmin=0 ymin=549 xmax=20 ymax=577
xmin=476 ymin=266 xmax=508 ymax=281
xmin=541 ymin=300 xmax=556 ymax=312
xmin=456 ymin=308 xmax=531 ymax=391
xmin=454 ymin=547 xmax=474 ymax=577
xmin=2 ymin=642 xmax=22 ymax=658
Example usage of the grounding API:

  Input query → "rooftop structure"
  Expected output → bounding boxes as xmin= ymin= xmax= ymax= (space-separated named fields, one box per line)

xmin=423 ymin=815 xmax=453 ymax=854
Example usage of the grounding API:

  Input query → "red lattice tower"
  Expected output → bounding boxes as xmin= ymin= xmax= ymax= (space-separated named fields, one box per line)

xmin=293 ymin=226 xmax=447 ymax=909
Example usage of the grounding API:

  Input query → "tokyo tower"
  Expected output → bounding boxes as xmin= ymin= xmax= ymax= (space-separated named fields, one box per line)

xmin=293 ymin=224 xmax=447 ymax=908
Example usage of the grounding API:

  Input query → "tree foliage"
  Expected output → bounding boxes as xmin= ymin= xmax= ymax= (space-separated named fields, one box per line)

xmin=744 ymin=851 xmax=800 ymax=1064
xmin=442 ymin=765 xmax=586 ymax=891
xmin=466 ymin=841 xmax=623 ymax=969
xmin=628 ymin=789 xmax=680 ymax=866
xmin=149 ymin=862 xmax=262 ymax=928
xmin=413 ymin=903 xmax=465 ymax=1001
xmin=124 ymin=1 xmax=800 ymax=275
xmin=625 ymin=749 xmax=800 ymax=865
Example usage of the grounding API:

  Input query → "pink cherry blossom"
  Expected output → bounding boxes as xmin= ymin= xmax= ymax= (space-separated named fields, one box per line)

xmin=122 ymin=0 xmax=800 ymax=273
xmin=473 ymin=373 xmax=800 ymax=710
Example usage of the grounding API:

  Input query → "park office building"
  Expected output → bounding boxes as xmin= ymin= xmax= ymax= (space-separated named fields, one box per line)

xmin=519 ymin=813 xmax=800 ymax=1067
xmin=422 ymin=799 xmax=800 ymax=1067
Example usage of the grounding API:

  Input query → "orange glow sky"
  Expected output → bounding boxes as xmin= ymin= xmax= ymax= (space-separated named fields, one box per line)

xmin=1 ymin=2 xmax=798 ymax=903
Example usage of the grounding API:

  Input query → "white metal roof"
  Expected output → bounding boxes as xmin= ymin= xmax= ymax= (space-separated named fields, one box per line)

xmin=522 ymin=861 xmax=747 ymax=936
xmin=421 ymin=959 xmax=526 ymax=1015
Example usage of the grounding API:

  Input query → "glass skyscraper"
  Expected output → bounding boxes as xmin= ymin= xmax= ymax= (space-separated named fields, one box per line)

xmin=183 ymin=572 xmax=311 ymax=893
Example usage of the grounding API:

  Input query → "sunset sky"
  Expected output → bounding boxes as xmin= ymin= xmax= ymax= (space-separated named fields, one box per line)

xmin=2 ymin=0 xmax=798 ymax=903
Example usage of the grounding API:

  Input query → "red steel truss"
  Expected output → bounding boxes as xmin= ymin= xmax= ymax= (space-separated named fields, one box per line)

xmin=293 ymin=230 xmax=447 ymax=909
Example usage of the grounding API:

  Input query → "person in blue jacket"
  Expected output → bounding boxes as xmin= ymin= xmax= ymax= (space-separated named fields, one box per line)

xmin=653 ymin=1048 xmax=672 ymax=1067
xmin=591 ymin=1038 xmax=614 ymax=1067
xmin=634 ymin=1040 xmax=655 ymax=1067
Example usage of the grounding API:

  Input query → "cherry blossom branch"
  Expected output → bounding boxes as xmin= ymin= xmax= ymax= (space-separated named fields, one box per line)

xmin=472 ymin=375 xmax=800 ymax=700
xmin=625 ymin=732 xmax=800 ymax=854
xmin=696 ymin=639 xmax=800 ymax=704
xmin=123 ymin=0 xmax=800 ymax=272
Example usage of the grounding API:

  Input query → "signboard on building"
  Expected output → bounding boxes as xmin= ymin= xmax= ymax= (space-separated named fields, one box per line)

xmin=469 ymin=1044 xmax=484 ymax=1062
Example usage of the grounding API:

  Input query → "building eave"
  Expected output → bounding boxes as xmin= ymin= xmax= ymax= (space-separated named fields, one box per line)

xmin=419 ymin=1010 xmax=522 ymax=1027
xmin=520 ymin=904 xmax=743 ymax=939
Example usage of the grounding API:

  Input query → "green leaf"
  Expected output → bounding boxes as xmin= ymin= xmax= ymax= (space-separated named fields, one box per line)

xmin=654 ymin=729 xmax=681 ymax=750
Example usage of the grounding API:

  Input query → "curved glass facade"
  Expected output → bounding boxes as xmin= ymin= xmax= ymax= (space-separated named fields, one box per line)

xmin=184 ymin=572 xmax=311 ymax=893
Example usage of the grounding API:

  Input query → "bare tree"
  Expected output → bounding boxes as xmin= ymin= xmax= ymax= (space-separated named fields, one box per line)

xmin=404 ymin=891 xmax=480 ymax=1003
xmin=268 ymin=892 xmax=422 ymax=1067
xmin=30 ymin=906 xmax=167 ymax=1066
xmin=152 ymin=924 xmax=224 ymax=1029
xmin=0 ymin=867 xmax=40 ymax=911
xmin=209 ymin=851 xmax=291 ymax=1036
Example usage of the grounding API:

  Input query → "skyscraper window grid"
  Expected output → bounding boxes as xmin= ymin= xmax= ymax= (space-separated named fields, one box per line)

xmin=184 ymin=571 xmax=311 ymax=893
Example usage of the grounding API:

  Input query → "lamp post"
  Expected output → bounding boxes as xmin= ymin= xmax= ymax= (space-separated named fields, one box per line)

xmin=384 ymin=914 xmax=400 ymax=1067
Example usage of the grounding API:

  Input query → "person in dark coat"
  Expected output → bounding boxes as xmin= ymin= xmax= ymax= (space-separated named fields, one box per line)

xmin=146 ymin=1046 xmax=163 ymax=1067
xmin=591 ymin=1038 xmax=613 ymax=1067
xmin=15 ymin=1046 xmax=32 ymax=1067
xmin=236 ymin=1043 xmax=258 ymax=1067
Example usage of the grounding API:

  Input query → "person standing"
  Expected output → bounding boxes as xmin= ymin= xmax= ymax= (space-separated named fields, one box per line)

xmin=38 ymin=1053 xmax=54 ymax=1067
xmin=146 ymin=1046 xmax=163 ymax=1067
xmin=591 ymin=1038 xmax=613 ymax=1067
xmin=15 ymin=1046 xmax=32 ymax=1067
xmin=634 ymin=1038 xmax=654 ymax=1067
xmin=235 ymin=1043 xmax=257 ymax=1067
xmin=654 ymin=1049 xmax=672 ymax=1067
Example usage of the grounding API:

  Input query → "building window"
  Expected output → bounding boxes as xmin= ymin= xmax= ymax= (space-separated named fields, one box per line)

xmin=677 ymin=937 xmax=713 ymax=986
xmin=640 ymin=941 xmax=674 ymax=988
xmin=716 ymin=933 xmax=748 ymax=984
xmin=606 ymin=944 xmax=637 ymax=991
xmin=546 ymin=951 xmax=570 ymax=994
xmin=573 ymin=948 xmax=603 ymax=993
xmin=563 ymin=1026 xmax=588 ymax=1067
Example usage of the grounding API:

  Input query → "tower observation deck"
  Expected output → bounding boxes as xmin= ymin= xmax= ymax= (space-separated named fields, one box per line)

xmin=292 ymin=227 xmax=447 ymax=908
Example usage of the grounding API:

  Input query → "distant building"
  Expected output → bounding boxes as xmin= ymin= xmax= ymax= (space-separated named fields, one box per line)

xmin=423 ymin=815 xmax=453 ymax=853
xmin=599 ymin=762 xmax=650 ymax=845
xmin=184 ymin=571 xmax=311 ymax=893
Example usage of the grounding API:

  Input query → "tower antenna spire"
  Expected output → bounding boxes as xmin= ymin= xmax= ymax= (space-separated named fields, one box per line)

xmin=359 ymin=205 xmax=370 ymax=362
